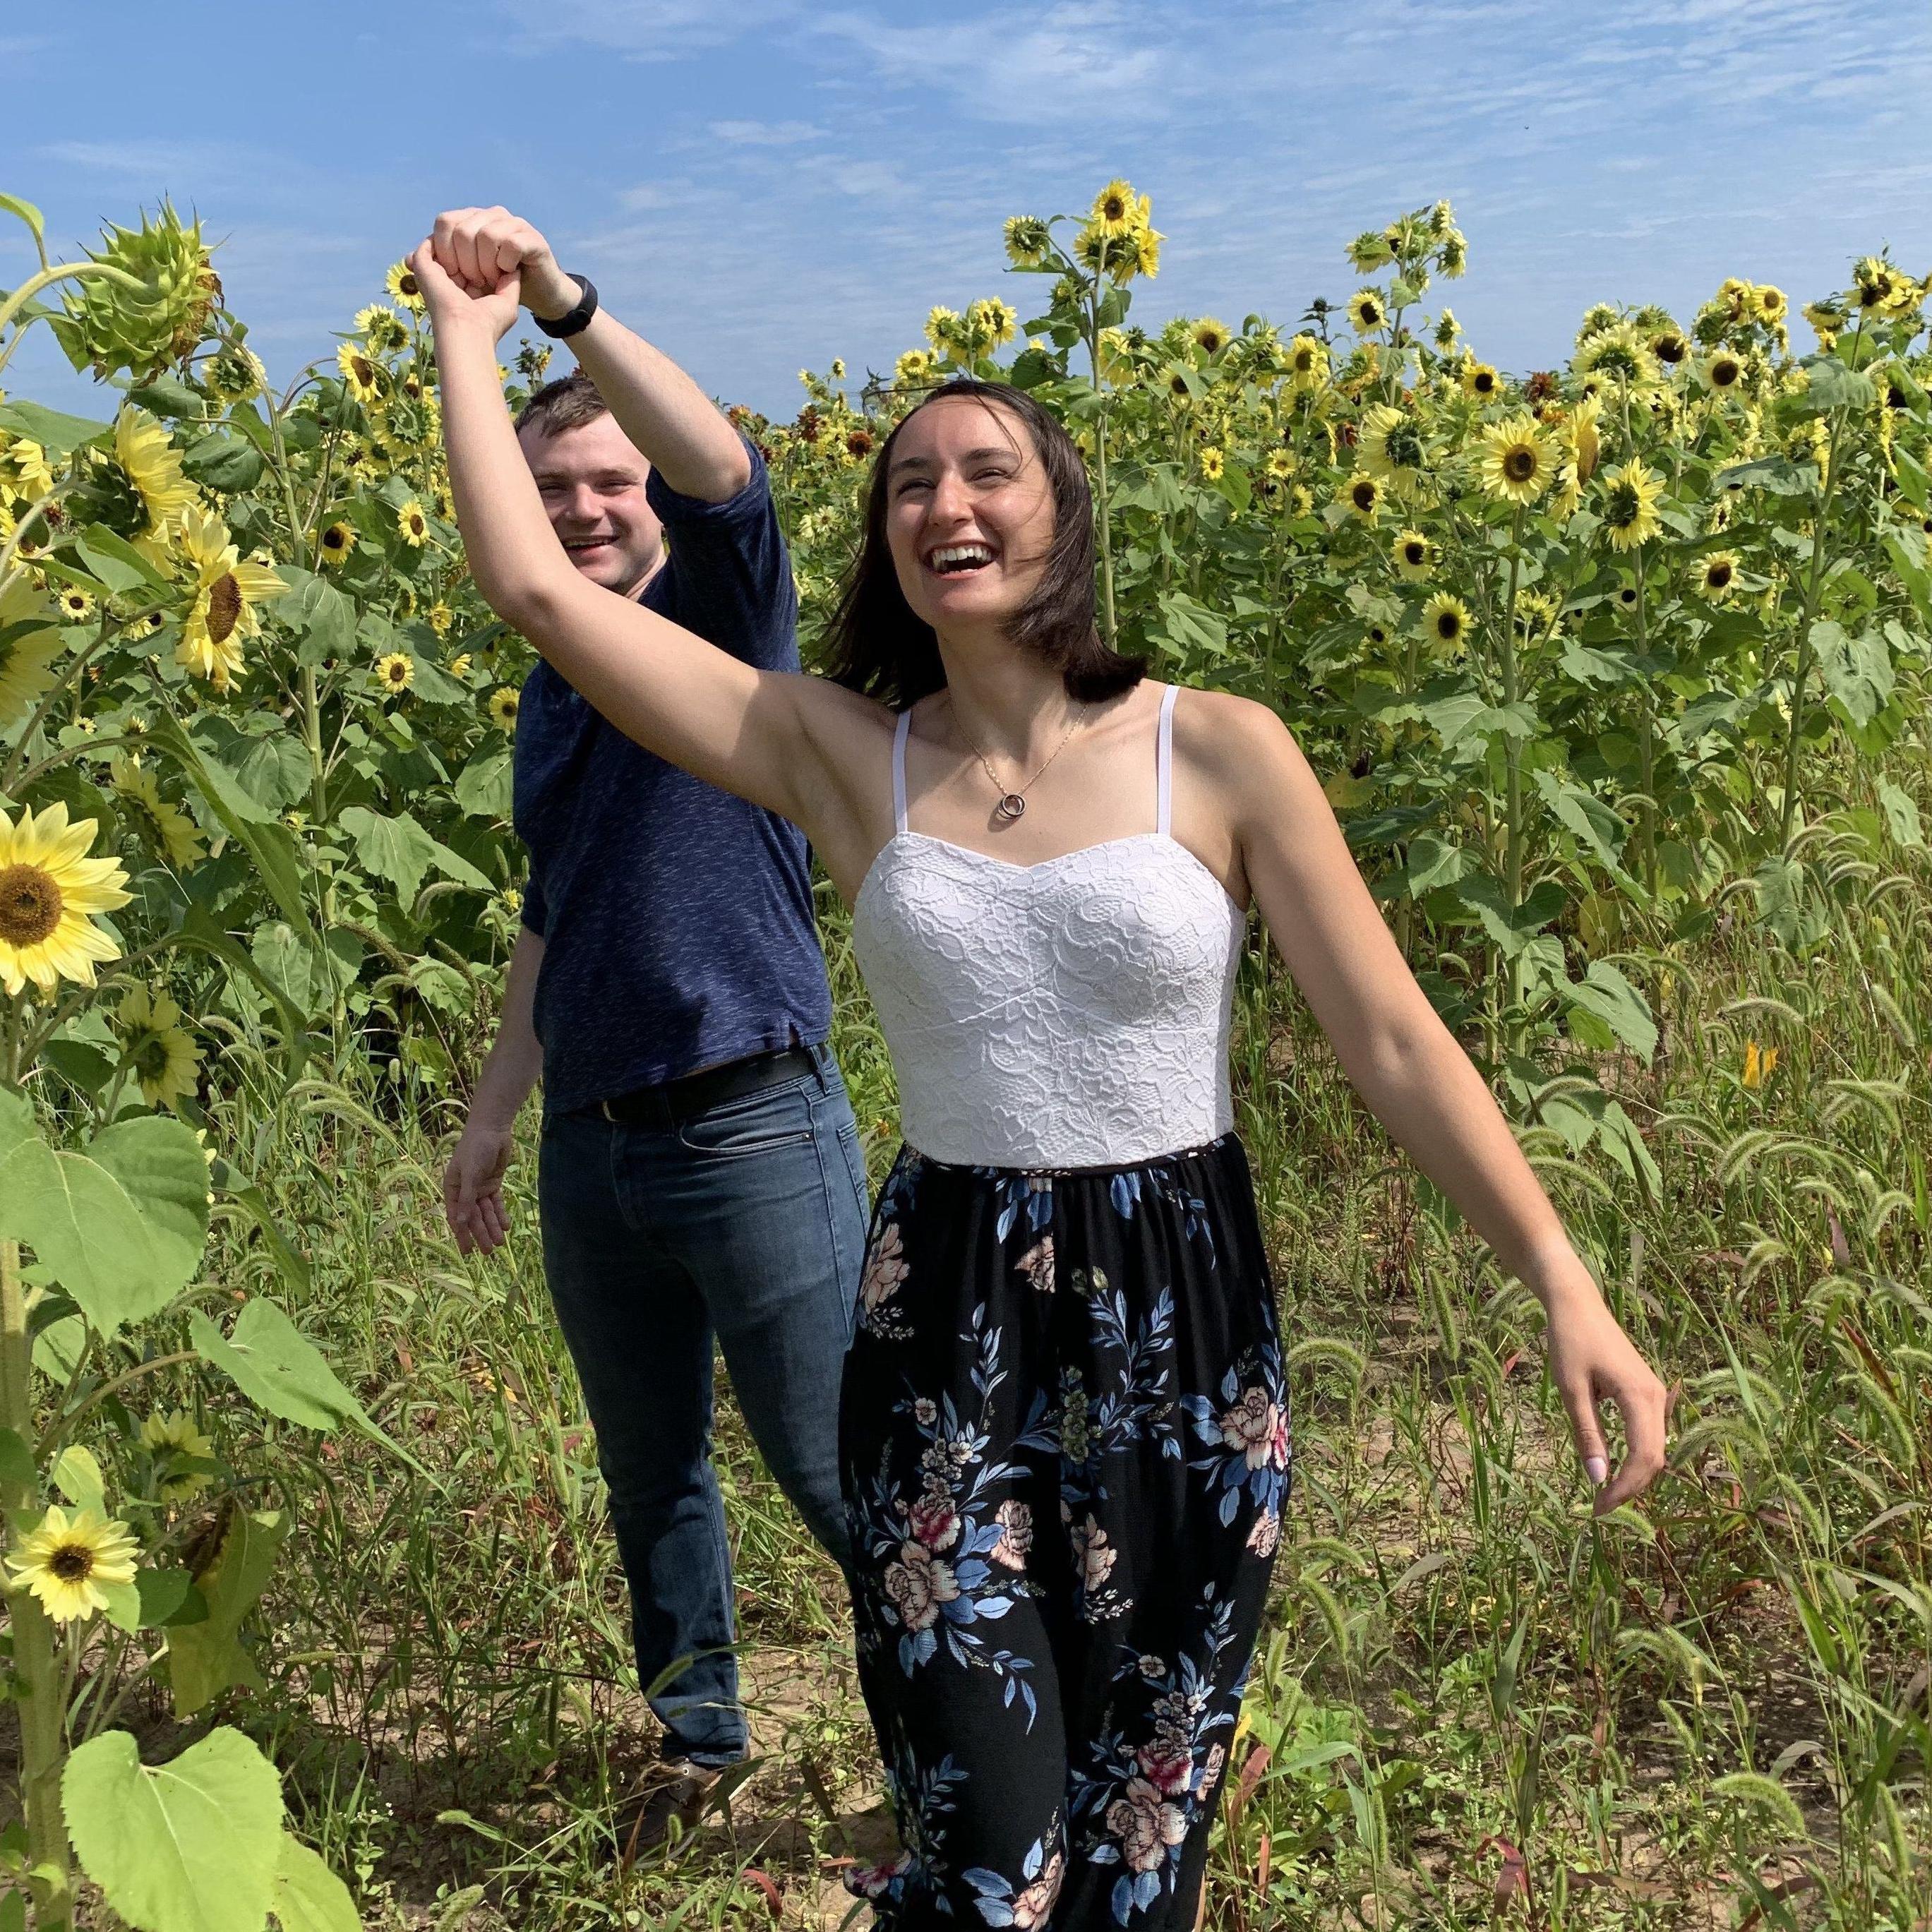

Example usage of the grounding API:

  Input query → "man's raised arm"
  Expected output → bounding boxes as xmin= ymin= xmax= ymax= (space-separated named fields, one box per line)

xmin=429 ymin=205 xmax=750 ymax=503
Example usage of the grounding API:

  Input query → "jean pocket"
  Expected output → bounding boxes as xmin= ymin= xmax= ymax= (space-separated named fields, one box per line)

xmin=674 ymin=1084 xmax=815 ymax=1160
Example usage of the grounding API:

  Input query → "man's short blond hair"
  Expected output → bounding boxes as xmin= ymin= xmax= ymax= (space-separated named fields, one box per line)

xmin=514 ymin=370 xmax=608 ymax=441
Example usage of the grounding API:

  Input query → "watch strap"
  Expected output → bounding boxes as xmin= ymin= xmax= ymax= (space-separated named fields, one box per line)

xmin=533 ymin=272 xmax=599 ymax=340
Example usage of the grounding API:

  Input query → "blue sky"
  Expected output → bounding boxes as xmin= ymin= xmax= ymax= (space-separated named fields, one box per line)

xmin=8 ymin=1 xmax=1931 ymax=424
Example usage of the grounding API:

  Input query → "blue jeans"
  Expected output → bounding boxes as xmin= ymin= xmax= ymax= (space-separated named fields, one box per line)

xmin=537 ymin=1039 xmax=869 ymax=1767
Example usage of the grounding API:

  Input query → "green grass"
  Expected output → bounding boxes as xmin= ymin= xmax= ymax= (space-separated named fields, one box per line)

xmin=77 ymin=827 xmax=1932 ymax=1931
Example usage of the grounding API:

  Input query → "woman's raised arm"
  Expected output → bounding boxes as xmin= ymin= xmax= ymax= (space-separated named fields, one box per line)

xmin=410 ymin=237 xmax=863 ymax=835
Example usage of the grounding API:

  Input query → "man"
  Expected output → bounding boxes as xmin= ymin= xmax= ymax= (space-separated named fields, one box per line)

xmin=433 ymin=207 xmax=868 ymax=1860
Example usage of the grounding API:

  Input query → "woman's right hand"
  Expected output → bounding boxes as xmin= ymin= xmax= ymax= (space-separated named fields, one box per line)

xmin=408 ymin=234 xmax=521 ymax=345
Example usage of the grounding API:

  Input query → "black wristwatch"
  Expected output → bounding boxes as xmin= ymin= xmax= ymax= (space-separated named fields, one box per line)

xmin=532 ymin=272 xmax=599 ymax=339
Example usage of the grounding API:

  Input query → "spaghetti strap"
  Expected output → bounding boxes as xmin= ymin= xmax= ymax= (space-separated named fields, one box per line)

xmin=1156 ymin=682 xmax=1178 ymax=836
xmin=892 ymin=709 xmax=911 ymax=836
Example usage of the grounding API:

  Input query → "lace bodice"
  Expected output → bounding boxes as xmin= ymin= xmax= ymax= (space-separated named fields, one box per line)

xmin=851 ymin=683 xmax=1247 ymax=1168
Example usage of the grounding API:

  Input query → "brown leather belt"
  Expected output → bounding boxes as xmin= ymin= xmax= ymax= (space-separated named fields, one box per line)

xmin=594 ymin=1045 xmax=817 ymax=1127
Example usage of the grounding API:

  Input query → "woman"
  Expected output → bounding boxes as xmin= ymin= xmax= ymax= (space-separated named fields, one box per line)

xmin=412 ymin=232 xmax=1667 ymax=1930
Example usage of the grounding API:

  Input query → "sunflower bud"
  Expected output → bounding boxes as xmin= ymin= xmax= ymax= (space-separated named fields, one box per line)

xmin=52 ymin=200 xmax=222 ymax=383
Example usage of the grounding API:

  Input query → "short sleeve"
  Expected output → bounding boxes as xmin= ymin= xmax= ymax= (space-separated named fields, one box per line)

xmin=520 ymin=865 xmax=549 ymax=936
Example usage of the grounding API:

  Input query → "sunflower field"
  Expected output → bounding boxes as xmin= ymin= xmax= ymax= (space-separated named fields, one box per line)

xmin=0 ymin=177 xmax=1928 ymax=1929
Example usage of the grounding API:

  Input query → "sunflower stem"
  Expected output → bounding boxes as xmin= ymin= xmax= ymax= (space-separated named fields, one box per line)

xmin=1086 ymin=282 xmax=1119 ymax=649
xmin=1 ymin=1237 xmax=76 ymax=1932
xmin=1499 ymin=505 xmax=1526 ymax=1051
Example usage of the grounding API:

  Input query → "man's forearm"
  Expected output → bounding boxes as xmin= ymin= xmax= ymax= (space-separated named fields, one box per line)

xmin=536 ymin=294 xmax=749 ymax=503
xmin=472 ymin=926 xmax=546 ymax=1127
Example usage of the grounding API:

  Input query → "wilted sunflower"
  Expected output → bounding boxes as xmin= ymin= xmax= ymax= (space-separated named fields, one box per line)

xmin=1597 ymin=461 xmax=1664 ymax=552
xmin=174 ymin=503 xmax=287 ymax=690
xmin=1343 ymin=473 xmax=1384 ymax=522
xmin=318 ymin=520 xmax=357 ymax=568
xmin=0 ymin=800 xmax=131 ymax=997
xmin=111 ymin=757 xmax=205 ymax=868
xmin=1347 ymin=289 xmax=1388 ymax=334
xmin=1477 ymin=413 xmax=1554 ymax=506
xmin=1356 ymin=404 xmax=1426 ymax=494
xmin=1392 ymin=528 xmax=1434 ymax=580
xmin=204 ymin=342 xmax=267 ymax=404
xmin=375 ymin=652 xmax=415 ymax=694
xmin=1420 ymin=592 xmax=1471 ymax=650
xmin=138 ymin=1409 xmax=216 ymax=1504
xmin=396 ymin=499 xmax=430 ymax=548
xmin=114 ymin=407 xmax=197 ymax=537
xmin=1700 ymin=349 xmax=1746 ymax=393
xmin=488 ymin=685 xmax=520 ymax=731
xmin=115 ymin=983 xmax=201 ymax=1110
xmin=5 ymin=1506 xmax=139 ymax=1624
xmin=1285 ymin=334 xmax=1328 ymax=390
xmin=1461 ymin=359 xmax=1500 ymax=400
xmin=1696 ymin=551 xmax=1741 ymax=599
xmin=1573 ymin=325 xmax=1658 ymax=389
xmin=385 ymin=260 xmax=426 ymax=313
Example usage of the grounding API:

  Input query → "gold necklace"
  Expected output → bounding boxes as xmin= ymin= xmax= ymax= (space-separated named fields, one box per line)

xmin=946 ymin=691 xmax=1087 ymax=822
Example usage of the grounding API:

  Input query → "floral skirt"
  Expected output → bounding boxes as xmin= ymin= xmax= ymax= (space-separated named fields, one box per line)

xmin=840 ymin=1132 xmax=1288 ymax=1930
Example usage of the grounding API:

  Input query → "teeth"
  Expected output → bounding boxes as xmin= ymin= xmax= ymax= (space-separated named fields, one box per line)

xmin=928 ymin=544 xmax=995 ymax=570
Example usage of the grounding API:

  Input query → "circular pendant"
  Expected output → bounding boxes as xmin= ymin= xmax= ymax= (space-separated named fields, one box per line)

xmin=996 ymin=792 xmax=1027 ymax=821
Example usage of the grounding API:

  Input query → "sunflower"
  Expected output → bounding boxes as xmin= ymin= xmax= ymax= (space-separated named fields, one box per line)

xmin=318 ymin=520 xmax=357 ymax=568
xmin=138 ymin=1409 xmax=216 ymax=1504
xmin=1564 ymin=393 xmax=1602 ymax=481
xmin=1196 ymin=446 xmax=1225 ymax=482
xmin=1576 ymin=302 xmax=1622 ymax=344
xmin=0 ymin=436 xmax=53 ymax=502
xmin=1347 ymin=289 xmax=1388 ymax=334
xmin=1477 ymin=412 xmax=1554 ymax=506
xmin=1516 ymin=587 xmax=1559 ymax=635
xmin=1598 ymin=461 xmax=1664 ymax=552
xmin=1753 ymin=284 xmax=1787 ymax=323
xmin=1650 ymin=328 xmax=1688 ymax=366
xmin=426 ymin=601 xmax=454 ymax=638
xmin=488 ymin=685 xmax=520 ymax=731
xmin=1573 ymin=325 xmax=1658 ymax=388
xmin=375 ymin=652 xmax=415 ymax=694
xmin=385 ymin=260 xmax=426 ymax=313
xmin=336 ymin=342 xmax=383 ymax=405
xmin=1461 ymin=360 xmax=1500 ymax=400
xmin=5 ymin=1506 xmax=139 ymax=1624
xmin=115 ymin=984 xmax=201 ymax=1110
xmin=924 ymin=306 xmax=961 ymax=354
xmin=111 ymin=757 xmax=205 ymax=868
xmin=1192 ymin=317 xmax=1230 ymax=356
xmin=1002 ymin=215 xmax=1051 ymax=269
xmin=1392 ymin=528 xmax=1434 ymax=580
xmin=1700 ymin=349 xmax=1746 ymax=393
xmin=1356 ymin=404 xmax=1427 ymax=495
xmin=356 ymin=304 xmax=409 ymax=352
xmin=448 ymin=652 xmax=473 ymax=680
xmin=174 ymin=503 xmax=287 ymax=690
xmin=204 ymin=342 xmax=267 ymax=404
xmin=0 ymin=800 xmax=131 ymax=996
xmin=1696 ymin=551 xmax=1741 ymax=599
xmin=1129 ymin=220 xmax=1163 ymax=280
xmin=1265 ymin=449 xmax=1298 ymax=483
xmin=1345 ymin=229 xmax=1396 ymax=273
xmin=0 ymin=579 xmax=64 ymax=729
xmin=1343 ymin=473 xmax=1384 ymax=523
xmin=114 ymin=407 xmax=196 ymax=536
xmin=1420 ymin=592 xmax=1472 ymax=651
xmin=58 ymin=587 xmax=95 ymax=623
xmin=396 ymin=499 xmax=430 ymax=548
xmin=1090 ymin=179 xmax=1141 ymax=238
xmin=967 ymin=297 xmax=1018 ymax=349
xmin=1439 ymin=230 xmax=1468 ymax=278
xmin=1433 ymin=310 xmax=1460 ymax=351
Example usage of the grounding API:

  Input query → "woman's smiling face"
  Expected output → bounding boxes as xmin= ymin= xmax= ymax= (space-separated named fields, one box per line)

xmin=884 ymin=394 xmax=1055 ymax=634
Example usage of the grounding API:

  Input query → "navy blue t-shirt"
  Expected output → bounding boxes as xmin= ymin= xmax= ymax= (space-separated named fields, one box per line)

xmin=512 ymin=433 xmax=832 ymax=1113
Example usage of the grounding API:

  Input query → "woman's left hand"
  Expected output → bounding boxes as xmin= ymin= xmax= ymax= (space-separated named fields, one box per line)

xmin=1539 ymin=1261 xmax=1671 ymax=1513
xmin=408 ymin=230 xmax=520 ymax=344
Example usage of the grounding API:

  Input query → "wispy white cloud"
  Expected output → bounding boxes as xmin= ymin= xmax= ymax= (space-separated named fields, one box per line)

xmin=709 ymin=119 xmax=824 ymax=146
xmin=494 ymin=0 xmax=801 ymax=59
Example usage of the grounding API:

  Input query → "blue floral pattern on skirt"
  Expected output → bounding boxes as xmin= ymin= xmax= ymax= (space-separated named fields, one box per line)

xmin=841 ymin=1133 xmax=1288 ymax=1928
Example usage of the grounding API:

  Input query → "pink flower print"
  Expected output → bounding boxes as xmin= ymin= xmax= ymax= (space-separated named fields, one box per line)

xmin=1136 ymin=1735 xmax=1195 ymax=1798
xmin=1194 ymin=1742 xmax=1226 ymax=1799
xmin=1015 ymin=1235 xmax=1055 ymax=1292
xmin=907 ymin=1487 xmax=961 ymax=1553
xmin=1105 ymin=1777 xmax=1189 ymax=1873
xmin=1245 ymin=1506 xmax=1280 ymax=1557
xmin=847 ymin=1850 xmax=912 ymax=1899
xmin=991 ymin=1498 xmax=1034 ymax=1570
xmin=1219 ymin=1387 xmax=1283 ymax=1470
xmin=860 ymin=1223 xmax=909 ymax=1315
xmin=1010 ymin=1849 xmax=1064 ymax=1926
xmin=882 ymin=1540 xmax=959 ymax=1633
xmin=1069 ymin=1513 xmax=1117 ymax=1592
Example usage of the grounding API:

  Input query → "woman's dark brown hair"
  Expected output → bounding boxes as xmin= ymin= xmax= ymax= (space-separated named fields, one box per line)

xmin=819 ymin=377 xmax=1146 ymax=709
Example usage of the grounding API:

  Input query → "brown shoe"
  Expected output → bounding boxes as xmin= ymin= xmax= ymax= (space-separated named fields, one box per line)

xmin=610 ymin=1758 xmax=726 ymax=1867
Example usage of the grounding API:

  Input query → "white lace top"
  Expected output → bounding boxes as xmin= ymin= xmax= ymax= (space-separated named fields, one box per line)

xmin=851 ymin=683 xmax=1247 ymax=1168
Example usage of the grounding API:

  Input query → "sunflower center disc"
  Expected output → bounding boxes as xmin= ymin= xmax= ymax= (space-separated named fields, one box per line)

xmin=996 ymin=793 xmax=1026 ymax=821
xmin=49 ymin=1545 xmax=92 ymax=1582
xmin=207 ymin=573 xmax=244 ymax=644
xmin=0 ymin=864 xmax=61 ymax=946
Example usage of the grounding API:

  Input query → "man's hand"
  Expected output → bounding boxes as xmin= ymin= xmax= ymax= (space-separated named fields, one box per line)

xmin=443 ymin=1117 xmax=517 ymax=1258
xmin=409 ymin=235 xmax=521 ymax=344
xmin=429 ymin=207 xmax=580 ymax=323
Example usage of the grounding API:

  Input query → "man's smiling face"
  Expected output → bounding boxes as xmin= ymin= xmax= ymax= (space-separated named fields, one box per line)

xmin=520 ymin=409 xmax=664 ymax=599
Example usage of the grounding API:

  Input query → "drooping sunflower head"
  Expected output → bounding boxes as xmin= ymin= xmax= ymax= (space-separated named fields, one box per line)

xmin=1420 ymin=592 xmax=1471 ymax=651
xmin=204 ymin=342 xmax=268 ymax=404
xmin=1477 ymin=413 xmax=1554 ymax=507
xmin=115 ymin=983 xmax=202 ymax=1110
xmin=1348 ymin=289 xmax=1388 ymax=335
xmin=110 ymin=757 xmax=205 ymax=869
xmin=4 ymin=1506 xmax=140 ymax=1624
xmin=1357 ymin=404 xmax=1427 ymax=491
xmin=1345 ymin=229 xmax=1396 ymax=274
xmin=1433 ymin=310 xmax=1460 ymax=352
xmin=1576 ymin=302 xmax=1622 ymax=345
xmin=0 ymin=800 xmax=132 ymax=998
xmin=1002 ymin=215 xmax=1052 ymax=270
xmin=112 ymin=407 xmax=197 ymax=536
xmin=1393 ymin=528 xmax=1433 ymax=580
xmin=1597 ymin=460 xmax=1664 ymax=553
xmin=1516 ymin=587 xmax=1559 ymax=635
